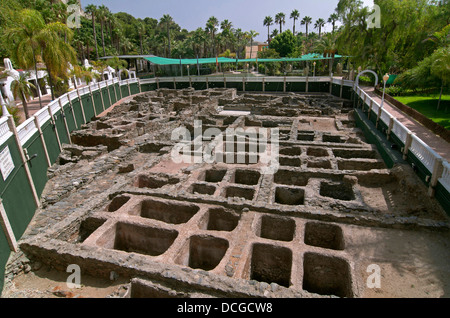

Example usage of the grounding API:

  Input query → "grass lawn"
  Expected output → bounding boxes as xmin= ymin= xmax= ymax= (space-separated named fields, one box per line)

xmin=394 ymin=94 xmax=450 ymax=130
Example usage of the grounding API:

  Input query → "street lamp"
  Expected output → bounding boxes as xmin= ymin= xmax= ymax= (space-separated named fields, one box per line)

xmin=381 ymin=73 xmax=389 ymax=108
xmin=313 ymin=62 xmax=316 ymax=77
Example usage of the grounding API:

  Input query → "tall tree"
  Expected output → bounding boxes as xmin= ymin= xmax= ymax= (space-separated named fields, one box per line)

xmin=5 ymin=9 xmax=47 ymax=108
xmin=10 ymin=72 xmax=36 ymax=119
xmin=263 ymin=16 xmax=273 ymax=43
xmin=206 ymin=16 xmax=219 ymax=57
xmin=97 ymin=5 xmax=109 ymax=57
xmin=137 ymin=21 xmax=146 ymax=55
xmin=328 ymin=13 xmax=339 ymax=32
xmin=275 ymin=13 xmax=286 ymax=33
xmin=248 ymin=30 xmax=259 ymax=59
xmin=290 ymin=10 xmax=300 ymax=35
xmin=301 ymin=16 xmax=312 ymax=37
xmin=314 ymin=18 xmax=326 ymax=37
xmin=160 ymin=14 xmax=174 ymax=58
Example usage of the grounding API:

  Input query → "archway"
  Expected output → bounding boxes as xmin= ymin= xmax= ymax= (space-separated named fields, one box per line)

xmin=355 ymin=70 xmax=379 ymax=88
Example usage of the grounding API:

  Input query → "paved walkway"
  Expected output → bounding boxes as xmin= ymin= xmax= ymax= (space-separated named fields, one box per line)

xmin=362 ymin=87 xmax=450 ymax=163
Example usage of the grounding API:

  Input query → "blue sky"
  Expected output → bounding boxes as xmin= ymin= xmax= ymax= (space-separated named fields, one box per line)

xmin=80 ymin=0 xmax=374 ymax=42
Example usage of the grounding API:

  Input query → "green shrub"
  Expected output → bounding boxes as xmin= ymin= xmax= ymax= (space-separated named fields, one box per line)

xmin=0 ymin=104 xmax=21 ymax=125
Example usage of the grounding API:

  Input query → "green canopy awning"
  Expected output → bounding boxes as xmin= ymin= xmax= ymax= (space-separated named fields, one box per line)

xmin=144 ymin=54 xmax=345 ymax=66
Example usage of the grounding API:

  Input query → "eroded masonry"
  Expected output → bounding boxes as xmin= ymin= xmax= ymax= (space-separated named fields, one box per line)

xmin=3 ymin=88 xmax=450 ymax=298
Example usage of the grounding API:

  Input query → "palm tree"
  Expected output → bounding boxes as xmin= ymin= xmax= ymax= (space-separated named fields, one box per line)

xmin=301 ymin=16 xmax=312 ymax=37
xmin=84 ymin=4 xmax=99 ymax=59
xmin=10 ymin=72 xmax=35 ymax=119
xmin=97 ymin=5 xmax=109 ymax=57
xmin=275 ymin=13 xmax=286 ymax=33
xmin=328 ymin=13 xmax=339 ymax=33
xmin=41 ymin=21 xmax=77 ymax=98
xmin=206 ymin=16 xmax=219 ymax=57
xmin=271 ymin=29 xmax=279 ymax=39
xmin=160 ymin=14 xmax=174 ymax=57
xmin=290 ymin=10 xmax=300 ymax=35
xmin=137 ymin=21 xmax=146 ymax=55
xmin=263 ymin=16 xmax=273 ymax=43
xmin=248 ymin=30 xmax=259 ymax=59
xmin=314 ymin=18 xmax=326 ymax=37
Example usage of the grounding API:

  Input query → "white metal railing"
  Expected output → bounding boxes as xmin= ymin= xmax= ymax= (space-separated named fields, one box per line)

xmin=0 ymin=116 xmax=12 ymax=145
xmin=34 ymin=107 xmax=51 ymax=126
xmin=391 ymin=117 xmax=410 ymax=144
xmin=17 ymin=117 xmax=38 ymax=146
xmin=409 ymin=134 xmax=442 ymax=173
xmin=439 ymin=161 xmax=450 ymax=192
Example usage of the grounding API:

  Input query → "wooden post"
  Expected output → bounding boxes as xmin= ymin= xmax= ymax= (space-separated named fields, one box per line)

xmin=76 ymin=88 xmax=87 ymax=124
xmin=112 ymin=79 xmax=119 ymax=102
xmin=138 ymin=78 xmax=142 ymax=93
xmin=88 ymin=85 xmax=97 ymax=117
xmin=67 ymin=98 xmax=78 ymax=130
xmin=340 ymin=78 xmax=344 ymax=98
xmin=262 ymin=77 xmax=265 ymax=92
xmin=34 ymin=117 xmax=51 ymax=167
xmin=376 ymin=106 xmax=383 ymax=128
xmin=58 ymin=99 xmax=72 ymax=144
xmin=97 ymin=82 xmax=105 ymax=111
xmin=156 ymin=78 xmax=160 ymax=90
xmin=0 ymin=199 xmax=18 ymax=252
xmin=403 ymin=132 xmax=413 ymax=160
xmin=173 ymin=77 xmax=176 ymax=90
xmin=223 ymin=76 xmax=226 ymax=89
xmin=283 ymin=76 xmax=286 ymax=93
xmin=387 ymin=117 xmax=394 ymax=140
xmin=368 ymin=100 xmax=373 ymax=119
xmin=7 ymin=116 xmax=40 ymax=207
xmin=127 ymin=79 xmax=131 ymax=96
xmin=242 ymin=78 xmax=245 ymax=92
xmin=48 ymin=106 xmax=62 ymax=151
xmin=306 ymin=75 xmax=309 ymax=93
xmin=428 ymin=158 xmax=444 ymax=197
xmin=106 ymin=80 xmax=113 ymax=107
xmin=206 ymin=77 xmax=209 ymax=90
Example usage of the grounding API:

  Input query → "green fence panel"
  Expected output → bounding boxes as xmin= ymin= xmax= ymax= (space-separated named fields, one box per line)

xmin=101 ymin=89 xmax=111 ymax=109
xmin=108 ymin=86 xmax=117 ymax=105
xmin=41 ymin=120 xmax=61 ymax=164
xmin=225 ymin=81 xmax=243 ymax=91
xmin=23 ymin=133 xmax=48 ymax=197
xmin=288 ymin=81 xmax=306 ymax=92
xmin=93 ymin=91 xmax=104 ymax=115
xmin=0 ymin=137 xmax=37 ymax=240
xmin=80 ymin=95 xmax=94 ymax=122
xmin=121 ymin=84 xmax=131 ymax=96
xmin=53 ymin=110 xmax=70 ymax=145
xmin=265 ymin=81 xmax=282 ymax=92
xmin=406 ymin=151 xmax=432 ymax=186
xmin=0 ymin=229 xmax=10 ymax=295
xmin=208 ymin=81 xmax=225 ymax=89
xmin=63 ymin=103 xmax=77 ymax=133
xmin=435 ymin=182 xmax=450 ymax=216
xmin=332 ymin=83 xmax=341 ymax=97
xmin=71 ymin=99 xmax=85 ymax=128
xmin=245 ymin=82 xmax=262 ymax=92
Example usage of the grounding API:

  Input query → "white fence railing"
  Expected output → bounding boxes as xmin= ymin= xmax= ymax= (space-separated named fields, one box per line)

xmin=439 ymin=161 xmax=450 ymax=193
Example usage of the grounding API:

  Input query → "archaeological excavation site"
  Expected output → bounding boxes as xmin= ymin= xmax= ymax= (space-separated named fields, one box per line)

xmin=2 ymin=88 xmax=450 ymax=299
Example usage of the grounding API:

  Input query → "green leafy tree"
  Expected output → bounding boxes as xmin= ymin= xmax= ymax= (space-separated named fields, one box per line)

xmin=431 ymin=46 xmax=450 ymax=110
xmin=269 ymin=30 xmax=296 ymax=57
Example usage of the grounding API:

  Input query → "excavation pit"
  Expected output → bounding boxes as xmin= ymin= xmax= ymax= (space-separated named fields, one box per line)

xmin=250 ymin=243 xmax=292 ymax=288
xmin=304 ymin=222 xmax=345 ymax=250
xmin=274 ymin=170 xmax=309 ymax=187
xmin=203 ymin=169 xmax=227 ymax=183
xmin=257 ymin=215 xmax=296 ymax=242
xmin=191 ymin=183 xmax=217 ymax=195
xmin=279 ymin=146 xmax=302 ymax=156
xmin=199 ymin=207 xmax=240 ymax=232
xmin=106 ymin=222 xmax=178 ymax=257
xmin=232 ymin=169 xmax=261 ymax=185
xmin=307 ymin=147 xmax=329 ymax=157
xmin=106 ymin=195 xmax=131 ymax=212
xmin=275 ymin=187 xmax=305 ymax=205
xmin=176 ymin=235 xmax=229 ymax=271
xmin=224 ymin=186 xmax=255 ymax=201
xmin=137 ymin=200 xmax=200 ymax=225
xmin=279 ymin=156 xmax=301 ymax=167
xmin=319 ymin=182 xmax=355 ymax=201
xmin=303 ymin=252 xmax=352 ymax=298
